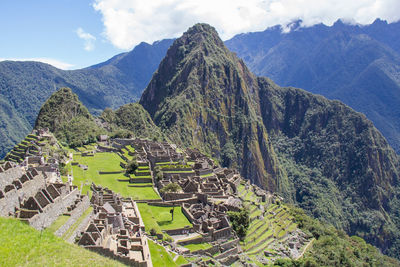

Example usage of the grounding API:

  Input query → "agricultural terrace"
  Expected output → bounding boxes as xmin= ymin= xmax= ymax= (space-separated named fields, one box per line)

xmin=237 ymin=182 xmax=298 ymax=261
xmin=67 ymin=150 xmax=160 ymax=200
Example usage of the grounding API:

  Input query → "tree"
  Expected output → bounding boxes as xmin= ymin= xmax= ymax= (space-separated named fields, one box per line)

xmin=160 ymin=183 xmax=182 ymax=194
xmin=125 ymin=157 xmax=138 ymax=175
xmin=228 ymin=208 xmax=250 ymax=240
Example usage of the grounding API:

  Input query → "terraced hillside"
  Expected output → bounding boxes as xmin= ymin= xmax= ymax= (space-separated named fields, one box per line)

xmin=3 ymin=133 xmax=41 ymax=163
xmin=236 ymin=182 xmax=309 ymax=264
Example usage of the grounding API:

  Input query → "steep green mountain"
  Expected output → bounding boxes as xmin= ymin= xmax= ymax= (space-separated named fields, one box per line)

xmin=34 ymin=87 xmax=104 ymax=147
xmin=99 ymin=103 xmax=164 ymax=141
xmin=226 ymin=19 xmax=400 ymax=153
xmin=0 ymin=39 xmax=173 ymax=158
xmin=140 ymin=23 xmax=400 ymax=258
xmin=140 ymin=24 xmax=280 ymax=188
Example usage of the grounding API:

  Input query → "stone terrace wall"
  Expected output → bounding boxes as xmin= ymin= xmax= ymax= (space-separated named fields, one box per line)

xmin=55 ymin=195 xmax=90 ymax=237
xmin=66 ymin=209 xmax=94 ymax=243
xmin=29 ymin=188 xmax=79 ymax=230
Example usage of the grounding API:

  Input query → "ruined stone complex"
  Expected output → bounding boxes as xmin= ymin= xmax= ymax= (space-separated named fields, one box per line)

xmin=78 ymin=184 xmax=151 ymax=267
xmin=0 ymin=133 xmax=311 ymax=266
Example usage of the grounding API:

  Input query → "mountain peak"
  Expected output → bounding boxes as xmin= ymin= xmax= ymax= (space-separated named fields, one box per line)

xmin=177 ymin=23 xmax=225 ymax=50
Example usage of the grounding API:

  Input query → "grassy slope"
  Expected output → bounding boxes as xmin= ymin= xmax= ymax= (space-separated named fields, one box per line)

xmin=0 ymin=217 xmax=124 ymax=266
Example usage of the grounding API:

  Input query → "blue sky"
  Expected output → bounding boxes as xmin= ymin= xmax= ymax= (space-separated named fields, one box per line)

xmin=1 ymin=0 xmax=399 ymax=70
xmin=0 ymin=0 xmax=123 ymax=69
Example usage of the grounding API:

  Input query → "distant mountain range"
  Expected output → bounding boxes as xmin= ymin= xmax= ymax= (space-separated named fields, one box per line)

xmin=2 ymin=18 xmax=400 ymax=160
xmin=0 ymin=39 xmax=173 ymax=158
xmin=226 ymin=18 xmax=400 ymax=152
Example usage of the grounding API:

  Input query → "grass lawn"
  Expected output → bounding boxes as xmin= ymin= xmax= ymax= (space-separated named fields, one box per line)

xmin=137 ymin=204 xmax=192 ymax=233
xmin=0 ymin=217 xmax=124 ymax=266
xmin=149 ymin=240 xmax=183 ymax=267
xmin=47 ymin=215 xmax=70 ymax=233
xmin=69 ymin=152 xmax=160 ymax=200
xmin=184 ymin=243 xmax=213 ymax=252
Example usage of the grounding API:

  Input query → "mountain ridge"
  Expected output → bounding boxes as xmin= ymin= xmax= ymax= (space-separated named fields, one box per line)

xmin=226 ymin=18 xmax=400 ymax=153
xmin=139 ymin=23 xmax=400 ymax=258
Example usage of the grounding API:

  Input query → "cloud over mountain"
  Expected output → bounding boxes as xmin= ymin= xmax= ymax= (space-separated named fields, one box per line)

xmin=93 ymin=0 xmax=400 ymax=50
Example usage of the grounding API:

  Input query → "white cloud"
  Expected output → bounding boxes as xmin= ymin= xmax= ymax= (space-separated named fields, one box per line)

xmin=93 ymin=0 xmax=400 ymax=50
xmin=0 ymin=58 xmax=74 ymax=69
xmin=76 ymin=27 xmax=96 ymax=51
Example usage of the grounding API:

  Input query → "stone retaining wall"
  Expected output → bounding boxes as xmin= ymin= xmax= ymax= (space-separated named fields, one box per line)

xmin=54 ymin=195 xmax=90 ymax=237
xmin=66 ymin=209 xmax=93 ymax=243
xmin=177 ymin=236 xmax=205 ymax=246
xmin=85 ymin=246 xmax=149 ymax=267
xmin=130 ymin=178 xmax=152 ymax=183
xmin=163 ymin=192 xmax=194 ymax=201
xmin=98 ymin=171 xmax=124 ymax=174
xmin=164 ymin=227 xmax=194 ymax=236
xmin=215 ymin=246 xmax=238 ymax=260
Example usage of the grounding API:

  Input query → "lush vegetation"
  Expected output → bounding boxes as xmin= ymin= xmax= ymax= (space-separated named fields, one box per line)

xmin=0 ymin=217 xmax=124 ymax=266
xmin=125 ymin=157 xmax=138 ymax=174
xmin=270 ymin=207 xmax=400 ymax=266
xmin=226 ymin=19 xmax=400 ymax=153
xmin=34 ymin=87 xmax=106 ymax=148
xmin=228 ymin=208 xmax=250 ymax=240
xmin=160 ymin=182 xmax=182 ymax=193
xmin=100 ymin=103 xmax=164 ymax=141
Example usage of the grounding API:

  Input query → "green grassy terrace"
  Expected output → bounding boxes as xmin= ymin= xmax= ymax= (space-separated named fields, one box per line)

xmin=184 ymin=243 xmax=213 ymax=252
xmin=68 ymin=152 xmax=160 ymax=200
xmin=137 ymin=204 xmax=192 ymax=235
xmin=0 ymin=217 xmax=124 ymax=266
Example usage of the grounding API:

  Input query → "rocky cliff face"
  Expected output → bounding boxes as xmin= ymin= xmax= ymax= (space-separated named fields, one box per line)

xmin=140 ymin=23 xmax=400 ymax=257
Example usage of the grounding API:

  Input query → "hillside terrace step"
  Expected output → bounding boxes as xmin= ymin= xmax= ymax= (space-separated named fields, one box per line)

xmin=247 ymin=221 xmax=269 ymax=239
xmin=248 ymin=219 xmax=263 ymax=232
xmin=246 ymin=232 xmax=274 ymax=253
xmin=247 ymin=237 xmax=274 ymax=255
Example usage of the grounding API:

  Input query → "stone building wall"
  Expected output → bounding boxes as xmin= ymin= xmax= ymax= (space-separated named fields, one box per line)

xmin=29 ymin=188 xmax=79 ymax=230
xmin=0 ymin=166 xmax=23 ymax=191
xmin=0 ymin=170 xmax=45 ymax=216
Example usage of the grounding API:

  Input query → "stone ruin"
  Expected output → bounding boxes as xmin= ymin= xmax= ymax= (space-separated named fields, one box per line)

xmin=77 ymin=184 xmax=152 ymax=267
xmin=0 ymin=161 xmax=88 ymax=230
